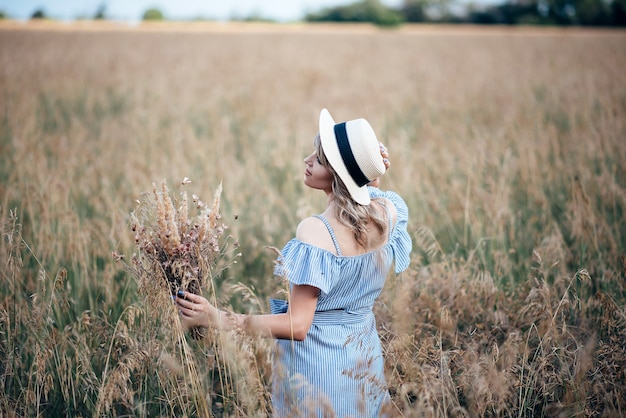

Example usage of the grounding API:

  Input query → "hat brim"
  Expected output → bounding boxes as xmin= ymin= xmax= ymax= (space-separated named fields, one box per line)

xmin=319 ymin=108 xmax=371 ymax=205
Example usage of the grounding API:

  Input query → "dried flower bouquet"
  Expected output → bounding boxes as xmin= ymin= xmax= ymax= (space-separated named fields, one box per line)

xmin=120 ymin=178 xmax=227 ymax=339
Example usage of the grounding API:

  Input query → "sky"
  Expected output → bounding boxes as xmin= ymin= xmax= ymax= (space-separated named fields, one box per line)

xmin=0 ymin=0 xmax=406 ymax=23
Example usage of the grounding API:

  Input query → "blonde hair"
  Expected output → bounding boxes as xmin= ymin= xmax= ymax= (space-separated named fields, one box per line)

xmin=315 ymin=135 xmax=388 ymax=249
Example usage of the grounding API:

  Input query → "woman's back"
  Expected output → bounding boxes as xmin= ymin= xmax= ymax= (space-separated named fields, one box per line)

xmin=297 ymin=197 xmax=398 ymax=257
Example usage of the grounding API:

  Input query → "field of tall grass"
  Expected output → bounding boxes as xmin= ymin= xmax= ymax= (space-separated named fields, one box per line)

xmin=1 ymin=22 xmax=625 ymax=417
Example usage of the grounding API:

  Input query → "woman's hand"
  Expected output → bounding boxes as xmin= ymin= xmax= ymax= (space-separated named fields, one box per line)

xmin=380 ymin=142 xmax=390 ymax=169
xmin=174 ymin=290 xmax=218 ymax=330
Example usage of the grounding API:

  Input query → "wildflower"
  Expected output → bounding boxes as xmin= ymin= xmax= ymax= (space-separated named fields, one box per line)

xmin=112 ymin=251 xmax=125 ymax=261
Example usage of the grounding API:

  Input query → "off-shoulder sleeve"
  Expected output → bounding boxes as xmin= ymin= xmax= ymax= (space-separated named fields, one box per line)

xmin=273 ymin=239 xmax=339 ymax=295
xmin=369 ymin=187 xmax=412 ymax=273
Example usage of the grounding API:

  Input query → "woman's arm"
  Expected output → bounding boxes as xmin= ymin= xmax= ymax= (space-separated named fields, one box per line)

xmin=175 ymin=283 xmax=319 ymax=341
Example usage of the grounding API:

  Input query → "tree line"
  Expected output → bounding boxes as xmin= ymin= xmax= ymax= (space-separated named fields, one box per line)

xmin=13 ymin=0 xmax=626 ymax=27
xmin=306 ymin=0 xmax=626 ymax=27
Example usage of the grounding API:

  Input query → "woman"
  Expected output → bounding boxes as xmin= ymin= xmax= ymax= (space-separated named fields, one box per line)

xmin=175 ymin=108 xmax=412 ymax=417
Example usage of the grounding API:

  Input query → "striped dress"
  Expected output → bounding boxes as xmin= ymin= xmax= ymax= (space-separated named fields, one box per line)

xmin=271 ymin=188 xmax=412 ymax=417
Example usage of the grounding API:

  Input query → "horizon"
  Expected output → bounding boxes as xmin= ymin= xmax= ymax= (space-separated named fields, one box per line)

xmin=0 ymin=0 xmax=409 ymax=23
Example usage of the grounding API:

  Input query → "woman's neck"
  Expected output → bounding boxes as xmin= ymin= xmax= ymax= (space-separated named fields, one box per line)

xmin=324 ymin=190 xmax=335 ymax=207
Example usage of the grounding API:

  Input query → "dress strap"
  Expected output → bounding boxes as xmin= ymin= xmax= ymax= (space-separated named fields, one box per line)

xmin=314 ymin=215 xmax=342 ymax=256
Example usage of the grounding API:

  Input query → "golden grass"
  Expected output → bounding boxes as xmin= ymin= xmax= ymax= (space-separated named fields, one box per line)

xmin=0 ymin=22 xmax=625 ymax=416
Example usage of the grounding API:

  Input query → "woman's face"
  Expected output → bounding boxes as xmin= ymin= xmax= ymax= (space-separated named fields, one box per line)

xmin=303 ymin=135 xmax=333 ymax=192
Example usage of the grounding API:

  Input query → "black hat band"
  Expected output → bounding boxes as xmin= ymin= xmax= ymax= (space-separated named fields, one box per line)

xmin=334 ymin=122 xmax=370 ymax=187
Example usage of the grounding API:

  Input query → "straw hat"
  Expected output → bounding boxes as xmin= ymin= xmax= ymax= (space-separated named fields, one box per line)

xmin=319 ymin=108 xmax=386 ymax=205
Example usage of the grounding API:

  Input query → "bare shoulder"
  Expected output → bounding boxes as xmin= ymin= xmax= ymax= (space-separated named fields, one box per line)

xmin=295 ymin=217 xmax=336 ymax=252
xmin=295 ymin=217 xmax=325 ymax=243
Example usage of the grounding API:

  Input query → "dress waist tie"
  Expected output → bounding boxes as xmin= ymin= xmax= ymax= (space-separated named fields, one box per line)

xmin=269 ymin=298 xmax=372 ymax=325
